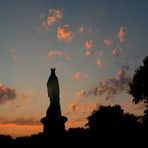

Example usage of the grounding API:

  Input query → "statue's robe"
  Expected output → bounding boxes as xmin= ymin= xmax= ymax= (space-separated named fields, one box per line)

xmin=47 ymin=69 xmax=60 ymax=105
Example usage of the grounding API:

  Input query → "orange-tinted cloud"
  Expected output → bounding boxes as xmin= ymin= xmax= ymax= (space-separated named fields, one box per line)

xmin=0 ymin=84 xmax=16 ymax=104
xmin=82 ymin=102 xmax=100 ymax=111
xmin=47 ymin=9 xmax=63 ymax=27
xmin=0 ymin=124 xmax=42 ymax=138
xmin=96 ymin=59 xmax=103 ymax=68
xmin=2 ymin=117 xmax=40 ymax=126
xmin=85 ymin=40 xmax=93 ymax=49
xmin=65 ymin=118 xmax=87 ymax=129
xmin=69 ymin=103 xmax=78 ymax=112
xmin=104 ymin=38 xmax=113 ymax=46
xmin=112 ymin=48 xmax=122 ymax=57
xmin=118 ymin=27 xmax=127 ymax=42
xmin=72 ymin=71 xmax=88 ymax=80
xmin=57 ymin=25 xmax=73 ymax=42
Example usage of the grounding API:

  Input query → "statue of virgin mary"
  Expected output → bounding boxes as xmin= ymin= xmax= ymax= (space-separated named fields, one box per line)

xmin=47 ymin=68 xmax=60 ymax=105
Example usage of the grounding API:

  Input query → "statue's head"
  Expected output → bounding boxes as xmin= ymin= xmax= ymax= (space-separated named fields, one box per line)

xmin=51 ymin=68 xmax=56 ymax=73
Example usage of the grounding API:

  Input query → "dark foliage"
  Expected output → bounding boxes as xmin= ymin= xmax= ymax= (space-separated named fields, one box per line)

xmin=0 ymin=105 xmax=147 ymax=147
xmin=128 ymin=56 xmax=148 ymax=104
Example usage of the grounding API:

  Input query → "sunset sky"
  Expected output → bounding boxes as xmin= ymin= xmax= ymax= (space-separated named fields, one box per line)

xmin=0 ymin=0 xmax=148 ymax=138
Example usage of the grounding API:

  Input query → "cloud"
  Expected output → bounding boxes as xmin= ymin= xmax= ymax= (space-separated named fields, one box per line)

xmin=96 ymin=59 xmax=103 ymax=68
xmin=82 ymin=102 xmax=100 ymax=111
xmin=69 ymin=103 xmax=78 ymax=112
xmin=41 ymin=21 xmax=50 ymax=31
xmin=0 ymin=84 xmax=16 ymax=104
xmin=78 ymin=67 xmax=131 ymax=100
xmin=2 ymin=117 xmax=40 ymax=126
xmin=112 ymin=48 xmax=122 ymax=57
xmin=76 ymin=90 xmax=87 ymax=98
xmin=48 ymin=50 xmax=71 ymax=61
xmin=118 ymin=26 xmax=128 ymax=42
xmin=85 ymin=40 xmax=93 ymax=49
xmin=72 ymin=71 xmax=88 ymax=80
xmin=85 ymin=50 xmax=92 ymax=56
xmin=12 ymin=56 xmax=18 ymax=62
xmin=65 ymin=118 xmax=87 ymax=128
xmin=69 ymin=102 xmax=100 ymax=112
xmin=78 ymin=25 xmax=84 ymax=33
xmin=104 ymin=38 xmax=113 ymax=46
xmin=121 ymin=101 xmax=145 ymax=115
xmin=47 ymin=9 xmax=63 ymax=27
xmin=57 ymin=25 xmax=73 ymax=42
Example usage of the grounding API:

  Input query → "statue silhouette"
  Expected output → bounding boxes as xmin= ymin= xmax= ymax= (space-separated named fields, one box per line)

xmin=47 ymin=68 xmax=60 ymax=105
xmin=41 ymin=68 xmax=67 ymax=136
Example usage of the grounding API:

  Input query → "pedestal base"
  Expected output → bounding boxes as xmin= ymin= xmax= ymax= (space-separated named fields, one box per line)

xmin=40 ymin=104 xmax=67 ymax=136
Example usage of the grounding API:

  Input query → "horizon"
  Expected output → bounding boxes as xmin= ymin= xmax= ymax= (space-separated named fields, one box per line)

xmin=0 ymin=0 xmax=148 ymax=138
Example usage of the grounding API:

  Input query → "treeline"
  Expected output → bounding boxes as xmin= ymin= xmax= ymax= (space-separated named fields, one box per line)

xmin=0 ymin=104 xmax=148 ymax=147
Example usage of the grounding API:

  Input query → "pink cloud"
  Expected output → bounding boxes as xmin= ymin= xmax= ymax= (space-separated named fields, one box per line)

xmin=76 ymin=90 xmax=86 ymax=98
xmin=85 ymin=50 xmax=92 ymax=56
xmin=118 ymin=27 xmax=128 ymax=42
xmin=48 ymin=50 xmax=71 ymax=61
xmin=121 ymin=101 xmax=145 ymax=115
xmin=72 ymin=71 xmax=88 ymax=80
xmin=104 ymin=38 xmax=113 ymax=46
xmin=77 ymin=66 xmax=131 ymax=100
xmin=85 ymin=40 xmax=93 ymax=49
xmin=78 ymin=25 xmax=84 ymax=33
xmin=98 ymin=50 xmax=104 ymax=57
xmin=69 ymin=102 xmax=100 ymax=113
xmin=47 ymin=9 xmax=63 ymax=27
xmin=112 ymin=48 xmax=122 ymax=57
xmin=57 ymin=25 xmax=73 ymax=42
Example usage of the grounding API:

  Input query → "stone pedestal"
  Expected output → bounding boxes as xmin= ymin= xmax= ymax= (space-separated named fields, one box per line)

xmin=40 ymin=103 xmax=67 ymax=136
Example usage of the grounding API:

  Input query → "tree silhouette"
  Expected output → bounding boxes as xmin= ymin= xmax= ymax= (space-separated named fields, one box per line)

xmin=128 ymin=56 xmax=148 ymax=104
xmin=86 ymin=105 xmax=124 ymax=132
xmin=128 ymin=56 xmax=148 ymax=126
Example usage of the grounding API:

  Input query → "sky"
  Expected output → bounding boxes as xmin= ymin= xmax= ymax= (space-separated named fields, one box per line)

xmin=0 ymin=0 xmax=148 ymax=138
